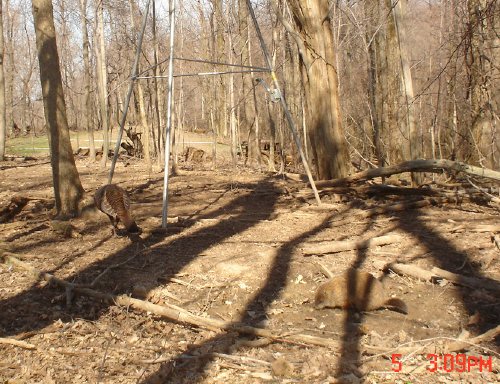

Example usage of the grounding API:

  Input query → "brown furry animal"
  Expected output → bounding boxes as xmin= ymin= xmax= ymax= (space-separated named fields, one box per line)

xmin=94 ymin=184 xmax=141 ymax=234
xmin=314 ymin=269 xmax=408 ymax=314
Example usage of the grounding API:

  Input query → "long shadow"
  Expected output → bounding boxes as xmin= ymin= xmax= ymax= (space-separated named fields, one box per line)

xmin=139 ymin=209 xmax=338 ymax=383
xmin=0 ymin=178 xmax=282 ymax=342
xmin=335 ymin=211 xmax=382 ymax=377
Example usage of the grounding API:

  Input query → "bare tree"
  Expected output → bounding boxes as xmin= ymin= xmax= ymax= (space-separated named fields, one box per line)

xmin=465 ymin=0 xmax=499 ymax=168
xmin=31 ymin=0 xmax=84 ymax=217
xmin=392 ymin=0 xmax=423 ymax=184
xmin=79 ymin=0 xmax=96 ymax=161
xmin=0 ymin=0 xmax=6 ymax=160
xmin=95 ymin=0 xmax=110 ymax=167
xmin=238 ymin=0 xmax=260 ymax=166
xmin=128 ymin=0 xmax=151 ymax=170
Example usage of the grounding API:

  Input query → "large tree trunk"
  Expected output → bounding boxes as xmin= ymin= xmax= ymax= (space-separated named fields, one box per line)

xmin=4 ymin=0 xmax=13 ymax=137
xmin=31 ymin=0 xmax=84 ymax=218
xmin=79 ymin=0 xmax=95 ymax=161
xmin=0 ymin=0 xmax=6 ymax=160
xmin=393 ymin=0 xmax=423 ymax=185
xmin=465 ymin=0 xmax=499 ymax=169
xmin=285 ymin=0 xmax=350 ymax=180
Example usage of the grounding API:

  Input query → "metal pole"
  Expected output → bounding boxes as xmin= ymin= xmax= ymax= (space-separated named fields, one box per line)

xmin=245 ymin=0 xmax=321 ymax=205
xmin=162 ymin=0 xmax=176 ymax=228
xmin=108 ymin=0 xmax=152 ymax=184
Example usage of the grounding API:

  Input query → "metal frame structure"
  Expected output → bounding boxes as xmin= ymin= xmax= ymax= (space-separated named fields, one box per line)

xmin=107 ymin=0 xmax=321 ymax=229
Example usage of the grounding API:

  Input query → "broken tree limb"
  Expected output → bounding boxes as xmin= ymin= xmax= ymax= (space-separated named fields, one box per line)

xmin=383 ymin=262 xmax=500 ymax=293
xmin=383 ymin=262 xmax=436 ymax=281
xmin=302 ymin=234 xmax=400 ymax=256
xmin=315 ymin=159 xmax=500 ymax=188
xmin=363 ymin=325 xmax=500 ymax=357
xmin=430 ymin=266 xmax=500 ymax=293
xmin=0 ymin=253 xmax=340 ymax=349
xmin=451 ymin=224 xmax=500 ymax=233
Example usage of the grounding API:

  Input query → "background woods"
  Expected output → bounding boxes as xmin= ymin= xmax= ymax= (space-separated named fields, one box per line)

xmin=0 ymin=0 xmax=498 ymax=173
xmin=1 ymin=1 xmax=499 ymax=383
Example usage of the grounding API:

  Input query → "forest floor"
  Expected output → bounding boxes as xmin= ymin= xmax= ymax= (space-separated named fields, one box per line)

xmin=0 ymin=154 xmax=499 ymax=384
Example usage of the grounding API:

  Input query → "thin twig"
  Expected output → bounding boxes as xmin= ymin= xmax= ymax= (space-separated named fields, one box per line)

xmin=0 ymin=337 xmax=36 ymax=350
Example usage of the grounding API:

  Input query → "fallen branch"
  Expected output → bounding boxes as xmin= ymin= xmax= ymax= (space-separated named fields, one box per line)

xmin=1 ymin=253 xmax=339 ymax=349
xmin=316 ymin=159 xmax=500 ymax=188
xmin=383 ymin=262 xmax=435 ymax=281
xmin=302 ymin=234 xmax=400 ymax=256
xmin=364 ymin=325 xmax=500 ymax=357
xmin=451 ymin=224 xmax=500 ymax=233
xmin=0 ymin=337 xmax=36 ymax=350
xmin=431 ymin=266 xmax=500 ymax=293
xmin=384 ymin=262 xmax=500 ymax=293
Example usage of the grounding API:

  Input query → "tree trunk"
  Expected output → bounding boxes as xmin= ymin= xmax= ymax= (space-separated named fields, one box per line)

xmin=238 ymin=0 xmax=258 ymax=166
xmin=4 ymin=0 xmax=13 ymax=137
xmin=31 ymin=0 xmax=84 ymax=218
xmin=285 ymin=0 xmax=350 ymax=180
xmin=393 ymin=0 xmax=423 ymax=185
xmin=95 ymin=1 xmax=109 ymax=168
xmin=128 ymin=0 xmax=151 ymax=171
xmin=365 ymin=1 xmax=384 ymax=168
xmin=0 ymin=0 xmax=6 ymax=160
xmin=152 ymin=0 xmax=164 ymax=165
xmin=466 ymin=0 xmax=499 ymax=169
xmin=79 ymin=0 xmax=95 ymax=161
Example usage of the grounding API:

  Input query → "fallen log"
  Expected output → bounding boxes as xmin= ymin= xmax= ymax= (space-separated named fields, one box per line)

xmin=383 ymin=262 xmax=500 ymax=293
xmin=315 ymin=159 xmax=500 ymax=188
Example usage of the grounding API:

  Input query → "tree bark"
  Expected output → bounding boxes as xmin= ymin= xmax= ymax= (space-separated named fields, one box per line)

xmin=95 ymin=0 xmax=109 ymax=168
xmin=0 ymin=0 xmax=6 ymax=160
xmin=31 ymin=0 xmax=84 ymax=218
xmin=238 ymin=0 xmax=259 ymax=166
xmin=79 ymin=0 xmax=95 ymax=161
xmin=392 ymin=0 xmax=423 ymax=185
xmin=285 ymin=0 xmax=350 ymax=180
xmin=465 ymin=0 xmax=499 ymax=169
xmin=128 ymin=0 xmax=151 ymax=170
xmin=152 ymin=0 xmax=164 ymax=165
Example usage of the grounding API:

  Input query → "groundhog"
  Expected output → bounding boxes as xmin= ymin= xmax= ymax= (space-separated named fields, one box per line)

xmin=314 ymin=269 xmax=408 ymax=314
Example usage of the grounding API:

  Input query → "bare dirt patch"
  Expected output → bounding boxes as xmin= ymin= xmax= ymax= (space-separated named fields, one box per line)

xmin=1 ymin=157 xmax=499 ymax=383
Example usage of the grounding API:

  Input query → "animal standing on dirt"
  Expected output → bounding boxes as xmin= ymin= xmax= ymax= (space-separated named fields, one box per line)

xmin=94 ymin=184 xmax=141 ymax=234
xmin=314 ymin=269 xmax=408 ymax=314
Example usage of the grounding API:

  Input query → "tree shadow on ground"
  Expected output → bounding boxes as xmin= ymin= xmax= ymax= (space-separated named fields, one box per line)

xmin=0 ymin=177 xmax=282 ymax=344
xmin=336 ymin=200 xmax=500 ymax=379
xmin=139 ymin=209 xmax=337 ymax=383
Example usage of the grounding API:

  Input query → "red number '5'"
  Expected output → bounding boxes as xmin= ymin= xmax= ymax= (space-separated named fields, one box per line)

xmin=391 ymin=354 xmax=402 ymax=372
